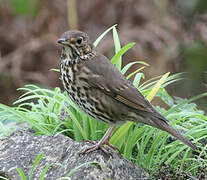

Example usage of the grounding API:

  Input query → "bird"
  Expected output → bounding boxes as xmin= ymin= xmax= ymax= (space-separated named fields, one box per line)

xmin=57 ymin=30 xmax=197 ymax=154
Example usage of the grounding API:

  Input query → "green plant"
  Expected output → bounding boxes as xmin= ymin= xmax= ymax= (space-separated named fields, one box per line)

xmin=8 ymin=153 xmax=46 ymax=180
xmin=5 ymin=0 xmax=40 ymax=17
xmin=5 ymin=153 xmax=98 ymax=180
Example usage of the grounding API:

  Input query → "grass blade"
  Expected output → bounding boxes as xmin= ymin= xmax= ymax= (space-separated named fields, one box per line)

xmin=40 ymin=163 xmax=64 ymax=180
xmin=93 ymin=24 xmax=117 ymax=47
xmin=66 ymin=161 xmax=99 ymax=177
xmin=29 ymin=153 xmax=44 ymax=180
xmin=133 ymin=73 xmax=144 ymax=88
xmin=50 ymin=68 xmax=60 ymax=72
xmin=111 ymin=43 xmax=135 ymax=65
xmin=112 ymin=26 xmax=122 ymax=70
xmin=9 ymin=167 xmax=27 ymax=180
xmin=110 ymin=122 xmax=133 ymax=147
xmin=146 ymin=72 xmax=170 ymax=102
xmin=121 ymin=61 xmax=149 ymax=75
xmin=0 ymin=176 xmax=9 ymax=180
xmin=126 ymin=66 xmax=146 ymax=79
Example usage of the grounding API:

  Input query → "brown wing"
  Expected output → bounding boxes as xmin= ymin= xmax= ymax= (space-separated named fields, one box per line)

xmin=85 ymin=53 xmax=162 ymax=118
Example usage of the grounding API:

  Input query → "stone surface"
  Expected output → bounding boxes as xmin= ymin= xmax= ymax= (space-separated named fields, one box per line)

xmin=0 ymin=130 xmax=150 ymax=180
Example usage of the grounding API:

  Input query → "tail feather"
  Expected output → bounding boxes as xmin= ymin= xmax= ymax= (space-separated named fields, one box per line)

xmin=151 ymin=116 xmax=197 ymax=151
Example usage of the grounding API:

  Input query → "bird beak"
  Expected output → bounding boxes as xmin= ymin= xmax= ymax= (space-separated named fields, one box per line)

xmin=57 ymin=38 xmax=66 ymax=44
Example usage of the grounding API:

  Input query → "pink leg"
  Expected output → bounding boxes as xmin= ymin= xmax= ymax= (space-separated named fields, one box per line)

xmin=81 ymin=126 xmax=116 ymax=154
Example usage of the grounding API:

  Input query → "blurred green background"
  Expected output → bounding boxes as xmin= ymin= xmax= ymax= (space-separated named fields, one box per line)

xmin=0 ymin=0 xmax=207 ymax=110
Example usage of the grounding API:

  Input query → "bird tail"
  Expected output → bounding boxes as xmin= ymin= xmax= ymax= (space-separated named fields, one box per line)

xmin=151 ymin=116 xmax=197 ymax=151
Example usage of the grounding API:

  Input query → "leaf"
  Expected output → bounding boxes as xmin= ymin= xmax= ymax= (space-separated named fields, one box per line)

xmin=126 ymin=66 xmax=146 ymax=79
xmin=50 ymin=68 xmax=60 ymax=72
xmin=0 ymin=176 xmax=9 ymax=180
xmin=40 ymin=163 xmax=64 ymax=180
xmin=93 ymin=24 xmax=117 ymax=47
xmin=146 ymin=72 xmax=170 ymax=102
xmin=121 ymin=61 xmax=149 ymax=75
xmin=133 ymin=73 xmax=144 ymax=88
xmin=112 ymin=26 xmax=122 ymax=70
xmin=110 ymin=122 xmax=133 ymax=147
xmin=111 ymin=43 xmax=135 ymax=65
xmin=66 ymin=162 xmax=99 ymax=177
xmin=9 ymin=167 xmax=27 ymax=180
xmin=29 ymin=153 xmax=44 ymax=180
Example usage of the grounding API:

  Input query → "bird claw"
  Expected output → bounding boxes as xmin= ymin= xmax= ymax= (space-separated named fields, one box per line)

xmin=80 ymin=144 xmax=110 ymax=155
xmin=80 ymin=139 xmax=118 ymax=155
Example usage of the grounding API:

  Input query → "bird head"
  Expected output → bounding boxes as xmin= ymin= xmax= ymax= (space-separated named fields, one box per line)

xmin=57 ymin=30 xmax=94 ymax=60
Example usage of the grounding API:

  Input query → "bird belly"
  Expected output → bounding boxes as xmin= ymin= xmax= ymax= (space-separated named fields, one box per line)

xmin=60 ymin=65 xmax=135 ymax=125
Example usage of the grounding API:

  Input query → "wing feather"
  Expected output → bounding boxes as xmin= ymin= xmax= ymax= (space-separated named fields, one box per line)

xmin=85 ymin=53 xmax=159 ymax=115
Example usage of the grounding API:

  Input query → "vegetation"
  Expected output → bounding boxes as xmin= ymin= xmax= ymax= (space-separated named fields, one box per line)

xmin=0 ymin=26 xmax=207 ymax=179
xmin=0 ymin=153 xmax=98 ymax=180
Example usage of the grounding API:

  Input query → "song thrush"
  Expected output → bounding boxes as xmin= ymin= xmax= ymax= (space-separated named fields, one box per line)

xmin=57 ymin=30 xmax=197 ymax=154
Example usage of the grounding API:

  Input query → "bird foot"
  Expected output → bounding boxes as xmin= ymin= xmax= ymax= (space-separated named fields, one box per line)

xmin=80 ymin=139 xmax=117 ymax=155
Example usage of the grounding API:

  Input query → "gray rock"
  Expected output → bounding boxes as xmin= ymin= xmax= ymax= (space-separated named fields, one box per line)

xmin=0 ymin=130 xmax=150 ymax=180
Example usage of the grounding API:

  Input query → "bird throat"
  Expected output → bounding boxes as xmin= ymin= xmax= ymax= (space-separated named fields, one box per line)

xmin=62 ymin=45 xmax=76 ymax=62
xmin=61 ymin=45 xmax=96 ymax=66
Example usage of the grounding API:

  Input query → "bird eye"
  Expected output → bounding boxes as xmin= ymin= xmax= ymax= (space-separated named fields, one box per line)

xmin=76 ymin=37 xmax=83 ymax=44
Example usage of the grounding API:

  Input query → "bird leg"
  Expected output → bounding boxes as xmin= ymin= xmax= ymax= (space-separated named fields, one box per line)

xmin=81 ymin=126 xmax=116 ymax=154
